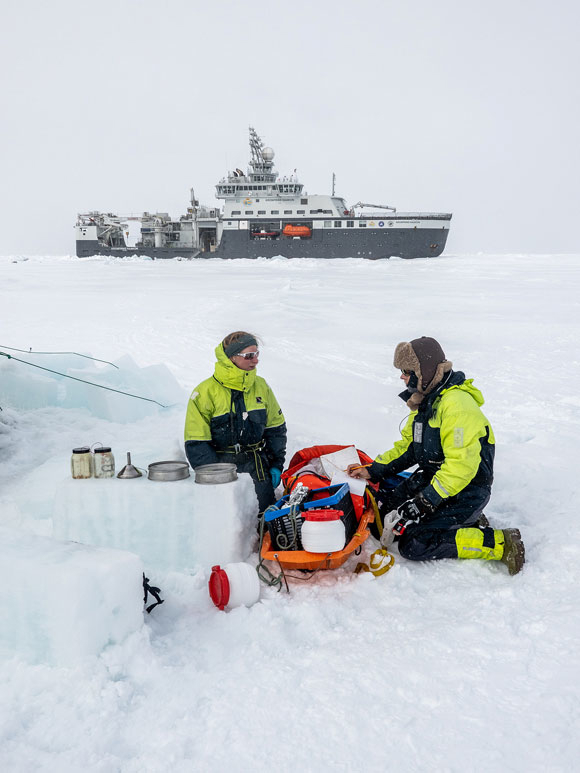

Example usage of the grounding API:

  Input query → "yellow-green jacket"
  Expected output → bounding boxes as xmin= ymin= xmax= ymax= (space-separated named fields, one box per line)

xmin=184 ymin=343 xmax=286 ymax=470
xmin=370 ymin=371 xmax=495 ymax=508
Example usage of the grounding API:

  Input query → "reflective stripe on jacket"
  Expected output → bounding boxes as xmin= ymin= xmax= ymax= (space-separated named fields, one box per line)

xmin=371 ymin=372 xmax=495 ymax=507
xmin=184 ymin=343 xmax=286 ymax=470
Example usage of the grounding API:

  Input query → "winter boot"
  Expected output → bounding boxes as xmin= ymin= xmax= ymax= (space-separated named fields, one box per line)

xmin=500 ymin=529 xmax=525 ymax=576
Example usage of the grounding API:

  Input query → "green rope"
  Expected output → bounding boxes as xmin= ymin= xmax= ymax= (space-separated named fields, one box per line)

xmin=256 ymin=506 xmax=286 ymax=591
xmin=0 ymin=345 xmax=119 ymax=369
xmin=0 ymin=351 xmax=171 ymax=408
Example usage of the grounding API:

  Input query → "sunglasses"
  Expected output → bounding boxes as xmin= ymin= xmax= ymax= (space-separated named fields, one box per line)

xmin=401 ymin=369 xmax=414 ymax=376
xmin=235 ymin=350 xmax=260 ymax=360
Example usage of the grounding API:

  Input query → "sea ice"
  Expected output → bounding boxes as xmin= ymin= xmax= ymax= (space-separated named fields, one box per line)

xmin=52 ymin=472 xmax=259 ymax=572
xmin=0 ymin=352 xmax=186 ymax=422
xmin=0 ymin=526 xmax=144 ymax=665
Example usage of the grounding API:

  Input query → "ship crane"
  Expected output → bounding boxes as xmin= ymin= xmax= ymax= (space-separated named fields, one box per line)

xmin=352 ymin=202 xmax=397 ymax=213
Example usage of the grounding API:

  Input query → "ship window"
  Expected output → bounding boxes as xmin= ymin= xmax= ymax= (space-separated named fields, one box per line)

xmin=246 ymin=211 xmax=254 ymax=215
xmin=359 ymin=221 xmax=367 ymax=227
xmin=284 ymin=210 xmax=292 ymax=214
xmin=324 ymin=221 xmax=332 ymax=228
xmin=297 ymin=209 xmax=305 ymax=214
xmin=231 ymin=210 xmax=241 ymax=215
xmin=346 ymin=221 xmax=354 ymax=228
xmin=271 ymin=210 xmax=279 ymax=214
xmin=258 ymin=210 xmax=266 ymax=215
xmin=334 ymin=221 xmax=342 ymax=228
xmin=301 ymin=199 xmax=308 ymax=204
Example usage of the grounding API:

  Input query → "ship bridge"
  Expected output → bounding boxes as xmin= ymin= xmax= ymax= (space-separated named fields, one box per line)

xmin=216 ymin=126 xmax=304 ymax=200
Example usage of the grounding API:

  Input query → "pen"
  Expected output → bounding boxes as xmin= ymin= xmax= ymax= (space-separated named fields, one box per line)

xmin=346 ymin=463 xmax=371 ymax=472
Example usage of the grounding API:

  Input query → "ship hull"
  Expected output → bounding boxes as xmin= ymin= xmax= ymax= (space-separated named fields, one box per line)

xmin=213 ymin=225 xmax=449 ymax=260
xmin=75 ymin=243 xmax=198 ymax=259
xmin=76 ymin=225 xmax=449 ymax=260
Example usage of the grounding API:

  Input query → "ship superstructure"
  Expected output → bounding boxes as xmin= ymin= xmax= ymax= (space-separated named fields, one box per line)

xmin=75 ymin=128 xmax=451 ymax=260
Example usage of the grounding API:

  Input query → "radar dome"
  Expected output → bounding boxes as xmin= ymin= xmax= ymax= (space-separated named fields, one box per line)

xmin=262 ymin=147 xmax=275 ymax=162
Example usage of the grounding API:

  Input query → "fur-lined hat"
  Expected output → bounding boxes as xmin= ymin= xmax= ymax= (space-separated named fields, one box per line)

xmin=393 ymin=337 xmax=452 ymax=395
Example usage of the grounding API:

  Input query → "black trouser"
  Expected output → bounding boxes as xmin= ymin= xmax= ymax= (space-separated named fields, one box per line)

xmin=377 ymin=473 xmax=492 ymax=562
xmin=218 ymin=451 xmax=275 ymax=513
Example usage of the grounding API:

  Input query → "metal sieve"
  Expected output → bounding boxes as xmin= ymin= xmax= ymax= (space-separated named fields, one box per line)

xmin=194 ymin=463 xmax=238 ymax=485
xmin=147 ymin=461 xmax=191 ymax=481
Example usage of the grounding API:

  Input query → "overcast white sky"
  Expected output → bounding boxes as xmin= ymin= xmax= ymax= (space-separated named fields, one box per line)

xmin=1 ymin=0 xmax=578 ymax=255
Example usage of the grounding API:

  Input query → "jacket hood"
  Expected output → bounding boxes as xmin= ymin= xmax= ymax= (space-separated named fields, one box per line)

xmin=213 ymin=342 xmax=257 ymax=392
xmin=445 ymin=376 xmax=484 ymax=407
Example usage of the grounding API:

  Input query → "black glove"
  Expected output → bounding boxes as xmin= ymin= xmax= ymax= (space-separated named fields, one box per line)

xmin=392 ymin=492 xmax=435 ymax=536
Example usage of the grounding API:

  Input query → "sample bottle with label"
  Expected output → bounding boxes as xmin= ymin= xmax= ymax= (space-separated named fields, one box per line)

xmin=71 ymin=446 xmax=93 ymax=479
xmin=93 ymin=446 xmax=115 ymax=478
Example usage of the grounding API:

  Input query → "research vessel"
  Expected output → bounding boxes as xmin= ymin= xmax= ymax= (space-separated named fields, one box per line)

xmin=75 ymin=128 xmax=451 ymax=260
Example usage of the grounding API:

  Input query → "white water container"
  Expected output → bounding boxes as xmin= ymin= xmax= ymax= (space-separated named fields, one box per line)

xmin=71 ymin=446 xmax=93 ymax=479
xmin=301 ymin=509 xmax=346 ymax=553
xmin=93 ymin=446 xmax=115 ymax=478
xmin=209 ymin=562 xmax=260 ymax=611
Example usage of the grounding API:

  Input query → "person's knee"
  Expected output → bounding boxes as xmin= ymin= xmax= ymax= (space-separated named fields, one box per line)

xmin=397 ymin=530 xmax=427 ymax=561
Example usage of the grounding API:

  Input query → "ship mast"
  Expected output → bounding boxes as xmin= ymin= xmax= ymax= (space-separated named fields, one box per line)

xmin=248 ymin=126 xmax=275 ymax=175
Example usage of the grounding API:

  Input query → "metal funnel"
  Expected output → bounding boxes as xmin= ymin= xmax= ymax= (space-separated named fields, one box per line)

xmin=117 ymin=452 xmax=142 ymax=479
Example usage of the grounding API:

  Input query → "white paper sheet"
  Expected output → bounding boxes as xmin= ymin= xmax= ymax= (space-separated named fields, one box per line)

xmin=320 ymin=446 xmax=368 ymax=497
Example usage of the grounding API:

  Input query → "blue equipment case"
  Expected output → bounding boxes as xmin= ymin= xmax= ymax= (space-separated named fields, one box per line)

xmin=265 ymin=483 xmax=358 ymax=552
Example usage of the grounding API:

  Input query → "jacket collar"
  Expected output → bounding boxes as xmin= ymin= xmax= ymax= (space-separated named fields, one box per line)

xmin=213 ymin=343 xmax=257 ymax=392
xmin=399 ymin=370 xmax=465 ymax=412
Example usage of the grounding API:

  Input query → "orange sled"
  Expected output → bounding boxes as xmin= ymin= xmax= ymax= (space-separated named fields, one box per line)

xmin=260 ymin=444 xmax=377 ymax=571
xmin=260 ymin=503 xmax=374 ymax=570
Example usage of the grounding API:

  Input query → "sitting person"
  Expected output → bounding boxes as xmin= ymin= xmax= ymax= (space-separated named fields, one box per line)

xmin=184 ymin=331 xmax=287 ymax=513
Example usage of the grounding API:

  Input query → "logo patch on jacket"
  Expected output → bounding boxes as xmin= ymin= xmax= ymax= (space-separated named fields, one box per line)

xmin=256 ymin=396 xmax=263 ymax=403
xmin=453 ymin=427 xmax=464 ymax=447
xmin=414 ymin=422 xmax=423 ymax=443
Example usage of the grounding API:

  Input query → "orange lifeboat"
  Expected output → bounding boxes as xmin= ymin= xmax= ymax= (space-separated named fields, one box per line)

xmin=283 ymin=224 xmax=311 ymax=238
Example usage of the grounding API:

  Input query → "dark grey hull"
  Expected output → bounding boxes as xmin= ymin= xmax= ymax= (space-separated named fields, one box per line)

xmin=75 ymin=243 xmax=199 ymax=259
xmin=214 ymin=225 xmax=449 ymax=260
xmin=76 ymin=224 xmax=450 ymax=260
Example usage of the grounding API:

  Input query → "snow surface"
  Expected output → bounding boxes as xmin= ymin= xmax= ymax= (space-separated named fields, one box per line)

xmin=1 ymin=253 xmax=579 ymax=772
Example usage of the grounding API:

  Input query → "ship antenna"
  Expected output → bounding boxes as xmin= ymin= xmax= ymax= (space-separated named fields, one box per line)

xmin=248 ymin=125 xmax=264 ymax=166
xmin=332 ymin=172 xmax=336 ymax=197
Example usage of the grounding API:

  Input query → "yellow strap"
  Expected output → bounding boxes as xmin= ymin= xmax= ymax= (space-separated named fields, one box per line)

xmin=354 ymin=549 xmax=395 ymax=577
xmin=366 ymin=489 xmax=382 ymax=536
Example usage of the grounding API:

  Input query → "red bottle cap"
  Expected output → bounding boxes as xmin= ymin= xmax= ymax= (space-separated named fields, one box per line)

xmin=303 ymin=508 xmax=342 ymax=522
xmin=208 ymin=565 xmax=230 ymax=610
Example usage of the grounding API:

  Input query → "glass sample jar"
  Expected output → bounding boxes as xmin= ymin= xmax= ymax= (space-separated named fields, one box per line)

xmin=93 ymin=446 xmax=115 ymax=478
xmin=71 ymin=446 xmax=93 ymax=479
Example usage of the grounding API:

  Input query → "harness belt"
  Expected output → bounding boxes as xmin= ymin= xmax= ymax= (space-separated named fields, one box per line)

xmin=217 ymin=440 xmax=267 ymax=481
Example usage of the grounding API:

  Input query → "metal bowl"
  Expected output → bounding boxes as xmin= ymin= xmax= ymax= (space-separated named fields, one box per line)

xmin=148 ymin=461 xmax=190 ymax=481
xmin=194 ymin=463 xmax=238 ymax=485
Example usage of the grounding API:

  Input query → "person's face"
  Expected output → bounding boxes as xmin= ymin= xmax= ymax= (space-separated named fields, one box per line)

xmin=231 ymin=345 xmax=259 ymax=371
xmin=400 ymin=369 xmax=412 ymax=385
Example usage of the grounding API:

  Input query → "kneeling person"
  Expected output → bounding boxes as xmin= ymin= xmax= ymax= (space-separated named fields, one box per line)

xmin=348 ymin=336 xmax=525 ymax=575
